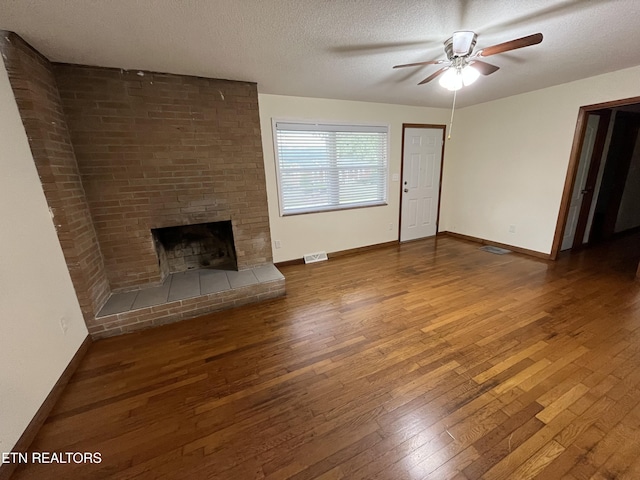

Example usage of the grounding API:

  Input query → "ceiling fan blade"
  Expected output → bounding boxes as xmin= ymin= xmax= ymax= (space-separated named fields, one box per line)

xmin=478 ymin=33 xmax=543 ymax=57
xmin=393 ymin=59 xmax=445 ymax=69
xmin=452 ymin=31 xmax=476 ymax=56
xmin=470 ymin=60 xmax=500 ymax=75
xmin=418 ymin=67 xmax=448 ymax=85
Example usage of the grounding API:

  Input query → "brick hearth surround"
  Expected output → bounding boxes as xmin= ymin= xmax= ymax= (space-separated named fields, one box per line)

xmin=1 ymin=32 xmax=284 ymax=337
xmin=55 ymin=64 xmax=273 ymax=291
xmin=0 ymin=32 xmax=110 ymax=327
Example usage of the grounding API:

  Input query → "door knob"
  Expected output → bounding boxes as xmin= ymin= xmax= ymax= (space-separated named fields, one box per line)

xmin=404 ymin=188 xmax=409 ymax=193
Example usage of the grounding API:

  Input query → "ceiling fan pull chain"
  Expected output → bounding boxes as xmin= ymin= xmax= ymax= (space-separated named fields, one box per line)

xmin=448 ymin=88 xmax=457 ymax=140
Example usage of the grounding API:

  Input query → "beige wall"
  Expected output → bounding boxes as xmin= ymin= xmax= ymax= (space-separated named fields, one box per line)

xmin=440 ymin=65 xmax=640 ymax=254
xmin=260 ymin=66 xmax=640 ymax=262
xmin=259 ymin=94 xmax=450 ymax=263
xmin=0 ymin=58 xmax=87 ymax=456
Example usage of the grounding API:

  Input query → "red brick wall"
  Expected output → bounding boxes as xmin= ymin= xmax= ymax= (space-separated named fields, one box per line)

xmin=0 ymin=32 xmax=110 ymax=324
xmin=54 ymin=65 xmax=272 ymax=290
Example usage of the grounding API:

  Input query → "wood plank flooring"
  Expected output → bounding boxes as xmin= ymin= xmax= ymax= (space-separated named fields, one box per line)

xmin=11 ymin=233 xmax=640 ymax=479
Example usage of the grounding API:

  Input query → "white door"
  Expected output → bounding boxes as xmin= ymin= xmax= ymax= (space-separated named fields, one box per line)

xmin=561 ymin=115 xmax=599 ymax=251
xmin=400 ymin=127 xmax=443 ymax=242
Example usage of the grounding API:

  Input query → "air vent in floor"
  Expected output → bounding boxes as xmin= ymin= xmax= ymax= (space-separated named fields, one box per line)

xmin=479 ymin=245 xmax=511 ymax=255
xmin=303 ymin=251 xmax=328 ymax=264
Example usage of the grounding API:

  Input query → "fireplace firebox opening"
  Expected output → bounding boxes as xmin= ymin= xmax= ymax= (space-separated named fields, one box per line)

xmin=152 ymin=221 xmax=237 ymax=275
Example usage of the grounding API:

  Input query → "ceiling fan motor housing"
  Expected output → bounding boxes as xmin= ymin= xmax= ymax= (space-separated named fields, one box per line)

xmin=445 ymin=31 xmax=478 ymax=59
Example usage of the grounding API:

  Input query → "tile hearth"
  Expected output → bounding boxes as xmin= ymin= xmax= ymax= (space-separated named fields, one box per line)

xmin=98 ymin=264 xmax=284 ymax=317
xmin=89 ymin=264 xmax=286 ymax=338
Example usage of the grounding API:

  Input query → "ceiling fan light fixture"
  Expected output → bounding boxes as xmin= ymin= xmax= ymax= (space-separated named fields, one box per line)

xmin=438 ymin=65 xmax=480 ymax=91
xmin=396 ymin=30 xmax=542 ymax=92
xmin=461 ymin=65 xmax=480 ymax=86
xmin=438 ymin=67 xmax=463 ymax=91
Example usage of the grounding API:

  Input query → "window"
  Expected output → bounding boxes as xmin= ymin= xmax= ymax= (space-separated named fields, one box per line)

xmin=273 ymin=121 xmax=389 ymax=216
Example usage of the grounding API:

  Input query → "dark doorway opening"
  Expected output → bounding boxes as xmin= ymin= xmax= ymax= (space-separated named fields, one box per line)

xmin=554 ymin=97 xmax=640 ymax=279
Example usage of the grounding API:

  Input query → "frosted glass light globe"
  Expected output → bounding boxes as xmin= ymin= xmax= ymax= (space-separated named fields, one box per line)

xmin=439 ymin=68 xmax=463 ymax=91
xmin=462 ymin=65 xmax=480 ymax=86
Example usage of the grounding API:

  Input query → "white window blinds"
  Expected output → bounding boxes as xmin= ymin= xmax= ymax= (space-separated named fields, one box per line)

xmin=274 ymin=121 xmax=389 ymax=216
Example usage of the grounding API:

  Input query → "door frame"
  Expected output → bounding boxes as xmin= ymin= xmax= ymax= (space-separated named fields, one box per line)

xmin=551 ymin=95 xmax=640 ymax=260
xmin=398 ymin=123 xmax=447 ymax=242
xmin=569 ymin=109 xmax=611 ymax=250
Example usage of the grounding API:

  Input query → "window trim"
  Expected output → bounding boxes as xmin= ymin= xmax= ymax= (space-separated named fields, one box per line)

xmin=271 ymin=118 xmax=391 ymax=217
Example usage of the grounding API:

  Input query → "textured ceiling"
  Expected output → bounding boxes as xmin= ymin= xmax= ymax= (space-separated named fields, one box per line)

xmin=1 ymin=0 xmax=640 ymax=108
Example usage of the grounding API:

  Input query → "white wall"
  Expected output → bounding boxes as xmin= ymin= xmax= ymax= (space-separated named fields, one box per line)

xmin=0 ymin=58 xmax=87 ymax=457
xmin=259 ymin=94 xmax=450 ymax=263
xmin=440 ymin=65 xmax=640 ymax=254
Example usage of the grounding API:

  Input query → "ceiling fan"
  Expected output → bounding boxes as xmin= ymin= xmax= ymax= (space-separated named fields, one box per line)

xmin=393 ymin=31 xmax=543 ymax=90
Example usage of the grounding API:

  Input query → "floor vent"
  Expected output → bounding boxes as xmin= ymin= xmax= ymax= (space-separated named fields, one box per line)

xmin=479 ymin=245 xmax=512 ymax=255
xmin=303 ymin=251 xmax=328 ymax=264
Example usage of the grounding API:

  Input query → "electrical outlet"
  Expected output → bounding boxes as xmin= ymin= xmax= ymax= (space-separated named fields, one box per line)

xmin=509 ymin=224 xmax=516 ymax=234
xmin=274 ymin=240 xmax=281 ymax=249
xmin=60 ymin=316 xmax=68 ymax=334
xmin=388 ymin=223 xmax=393 ymax=231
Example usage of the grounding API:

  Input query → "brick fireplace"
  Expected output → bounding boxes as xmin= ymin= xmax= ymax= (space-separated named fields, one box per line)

xmin=54 ymin=63 xmax=274 ymax=292
xmin=1 ymin=32 xmax=285 ymax=338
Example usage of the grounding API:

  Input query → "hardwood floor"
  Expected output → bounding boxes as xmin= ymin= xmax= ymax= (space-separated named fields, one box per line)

xmin=12 ymin=234 xmax=640 ymax=479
